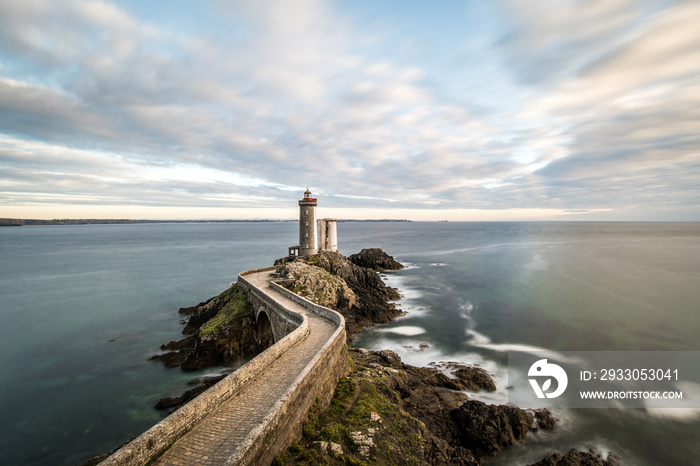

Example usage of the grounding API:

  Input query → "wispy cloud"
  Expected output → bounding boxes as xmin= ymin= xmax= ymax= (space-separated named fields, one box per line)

xmin=0 ymin=0 xmax=698 ymax=220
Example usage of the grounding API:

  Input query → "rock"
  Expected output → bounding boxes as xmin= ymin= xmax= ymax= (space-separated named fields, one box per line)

xmin=376 ymin=349 xmax=402 ymax=366
xmin=451 ymin=400 xmax=535 ymax=457
xmin=452 ymin=365 xmax=497 ymax=392
xmin=329 ymin=442 xmax=344 ymax=455
xmin=313 ymin=441 xmax=344 ymax=456
xmin=426 ymin=361 xmax=498 ymax=392
xmin=403 ymin=361 xmax=497 ymax=393
xmin=349 ymin=430 xmax=375 ymax=457
xmin=152 ymin=284 xmax=273 ymax=372
xmin=154 ymin=374 xmax=226 ymax=414
xmin=534 ymin=408 xmax=557 ymax=431
xmin=277 ymin=250 xmax=404 ymax=339
xmin=277 ymin=347 xmax=586 ymax=466
xmin=529 ymin=448 xmax=622 ymax=466
xmin=356 ymin=349 xmax=546 ymax=463
xmin=276 ymin=261 xmax=357 ymax=310
xmin=348 ymin=248 xmax=404 ymax=271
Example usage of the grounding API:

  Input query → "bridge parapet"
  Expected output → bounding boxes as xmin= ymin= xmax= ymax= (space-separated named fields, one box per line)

xmin=238 ymin=267 xmax=304 ymax=341
xmin=100 ymin=266 xmax=347 ymax=466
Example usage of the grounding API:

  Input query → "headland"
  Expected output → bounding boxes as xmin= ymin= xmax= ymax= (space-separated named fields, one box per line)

xmin=89 ymin=190 xmax=621 ymax=465
xmin=93 ymin=248 xmax=618 ymax=466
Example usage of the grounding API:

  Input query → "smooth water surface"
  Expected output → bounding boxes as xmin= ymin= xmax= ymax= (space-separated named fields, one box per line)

xmin=1 ymin=221 xmax=698 ymax=465
xmin=352 ymin=222 xmax=700 ymax=465
xmin=0 ymin=222 xmax=295 ymax=465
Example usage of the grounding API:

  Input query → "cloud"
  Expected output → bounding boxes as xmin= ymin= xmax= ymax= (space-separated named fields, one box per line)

xmin=493 ymin=0 xmax=700 ymax=216
xmin=0 ymin=0 xmax=698 ymax=219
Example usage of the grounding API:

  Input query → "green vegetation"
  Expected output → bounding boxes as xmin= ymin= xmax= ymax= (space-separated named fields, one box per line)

xmin=274 ymin=365 xmax=427 ymax=465
xmin=199 ymin=286 xmax=254 ymax=336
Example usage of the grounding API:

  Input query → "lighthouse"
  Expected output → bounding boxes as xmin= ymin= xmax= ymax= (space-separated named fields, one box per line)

xmin=298 ymin=188 xmax=318 ymax=256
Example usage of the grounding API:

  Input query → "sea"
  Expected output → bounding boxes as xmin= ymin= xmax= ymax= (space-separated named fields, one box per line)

xmin=0 ymin=221 xmax=698 ymax=465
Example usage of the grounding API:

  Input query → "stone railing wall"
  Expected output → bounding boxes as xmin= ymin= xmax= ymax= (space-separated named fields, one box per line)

xmin=100 ymin=266 xmax=347 ymax=466
xmin=238 ymin=267 xmax=304 ymax=341
xmin=228 ymin=280 xmax=349 ymax=465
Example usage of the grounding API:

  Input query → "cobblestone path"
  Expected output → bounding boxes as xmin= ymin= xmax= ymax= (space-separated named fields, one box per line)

xmin=153 ymin=270 xmax=337 ymax=466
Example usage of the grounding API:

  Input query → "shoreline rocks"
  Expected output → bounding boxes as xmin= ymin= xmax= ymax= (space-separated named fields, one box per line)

xmin=277 ymin=250 xmax=403 ymax=340
xmin=149 ymin=248 xmax=620 ymax=465
xmin=275 ymin=348 xmax=557 ymax=465
xmin=528 ymin=448 xmax=622 ymax=466
xmin=348 ymin=247 xmax=404 ymax=271
xmin=151 ymin=248 xmax=406 ymax=410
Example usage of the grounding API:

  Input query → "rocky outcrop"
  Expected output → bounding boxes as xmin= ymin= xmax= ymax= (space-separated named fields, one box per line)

xmin=278 ymin=250 xmax=403 ymax=339
xmin=529 ymin=448 xmax=622 ymax=466
xmin=275 ymin=348 xmax=556 ymax=465
xmin=276 ymin=261 xmax=357 ymax=310
xmin=348 ymin=248 xmax=404 ymax=271
xmin=151 ymin=284 xmax=272 ymax=372
xmin=424 ymin=361 xmax=498 ymax=392
xmin=154 ymin=374 xmax=227 ymax=414
xmin=152 ymin=248 xmax=402 ymax=409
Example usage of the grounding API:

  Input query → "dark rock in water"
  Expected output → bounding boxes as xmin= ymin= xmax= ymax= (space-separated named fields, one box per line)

xmin=152 ymin=284 xmax=272 ymax=372
xmin=155 ymin=374 xmax=227 ymax=414
xmin=428 ymin=361 xmax=498 ymax=392
xmin=533 ymin=408 xmax=557 ymax=431
xmin=529 ymin=448 xmax=622 ymax=466
xmin=451 ymin=400 xmax=534 ymax=457
xmin=348 ymin=248 xmax=404 ymax=271
xmin=373 ymin=348 xmax=555 ymax=462
xmin=453 ymin=366 xmax=498 ymax=392
xmin=277 ymin=347 xmax=558 ymax=465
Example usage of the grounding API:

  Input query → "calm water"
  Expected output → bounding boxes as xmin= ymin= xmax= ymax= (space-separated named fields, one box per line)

xmin=1 ymin=222 xmax=698 ymax=465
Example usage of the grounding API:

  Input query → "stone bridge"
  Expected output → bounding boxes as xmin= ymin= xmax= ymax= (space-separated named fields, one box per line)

xmin=100 ymin=266 xmax=349 ymax=466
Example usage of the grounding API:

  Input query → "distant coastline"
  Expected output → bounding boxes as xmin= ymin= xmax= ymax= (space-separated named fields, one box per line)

xmin=0 ymin=218 xmax=412 ymax=226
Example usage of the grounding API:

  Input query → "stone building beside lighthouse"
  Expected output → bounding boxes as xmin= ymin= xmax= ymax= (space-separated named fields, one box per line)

xmin=289 ymin=189 xmax=338 ymax=258
xmin=318 ymin=218 xmax=338 ymax=252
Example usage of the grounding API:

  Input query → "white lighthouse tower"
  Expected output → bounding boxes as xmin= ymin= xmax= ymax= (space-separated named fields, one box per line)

xmin=288 ymin=188 xmax=339 ymax=258
xmin=298 ymin=188 xmax=318 ymax=256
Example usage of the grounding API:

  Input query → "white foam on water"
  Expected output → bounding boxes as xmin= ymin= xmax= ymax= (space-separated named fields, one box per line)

xmin=464 ymin=329 xmax=580 ymax=364
xmin=643 ymin=380 xmax=700 ymax=420
xmin=397 ymin=287 xmax=424 ymax=302
xmin=644 ymin=407 xmax=700 ymax=420
xmin=379 ymin=268 xmax=430 ymax=318
xmin=458 ymin=301 xmax=474 ymax=321
xmin=376 ymin=326 xmax=426 ymax=336
xmin=523 ymin=252 xmax=549 ymax=272
xmin=395 ymin=261 xmax=418 ymax=270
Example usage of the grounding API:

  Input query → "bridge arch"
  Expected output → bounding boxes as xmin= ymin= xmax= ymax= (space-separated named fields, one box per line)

xmin=256 ymin=310 xmax=274 ymax=347
xmin=100 ymin=266 xmax=348 ymax=466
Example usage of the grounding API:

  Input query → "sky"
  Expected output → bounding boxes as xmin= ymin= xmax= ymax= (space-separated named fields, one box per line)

xmin=0 ymin=0 xmax=699 ymax=221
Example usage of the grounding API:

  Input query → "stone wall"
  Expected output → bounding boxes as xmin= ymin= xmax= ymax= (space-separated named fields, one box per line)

xmin=228 ymin=270 xmax=350 ymax=465
xmin=100 ymin=266 xmax=348 ymax=466
xmin=238 ymin=269 xmax=304 ymax=342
